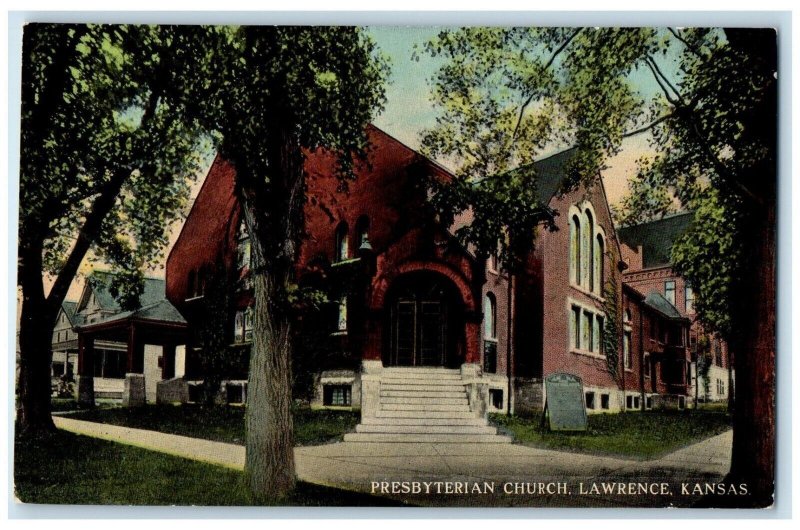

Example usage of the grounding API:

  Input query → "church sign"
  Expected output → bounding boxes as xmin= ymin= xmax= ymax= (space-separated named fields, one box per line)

xmin=544 ymin=372 xmax=588 ymax=432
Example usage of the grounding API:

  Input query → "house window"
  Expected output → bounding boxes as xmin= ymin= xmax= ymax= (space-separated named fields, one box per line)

xmin=585 ymin=210 xmax=595 ymax=291
xmin=337 ymin=296 xmax=348 ymax=332
xmin=583 ymin=311 xmax=594 ymax=352
xmin=237 ymin=220 xmax=252 ymax=270
xmin=685 ymin=285 xmax=695 ymax=313
xmin=571 ymin=306 xmax=581 ymax=349
xmin=714 ymin=340 xmax=723 ymax=366
xmin=585 ymin=391 xmax=596 ymax=410
xmin=355 ymin=215 xmax=370 ymax=249
xmin=594 ymin=234 xmax=604 ymax=295
xmin=570 ymin=215 xmax=581 ymax=285
xmin=623 ymin=331 xmax=632 ymax=369
xmin=489 ymin=389 xmax=504 ymax=409
xmin=323 ymin=385 xmax=352 ymax=406
xmin=235 ymin=308 xmax=254 ymax=343
xmin=664 ymin=280 xmax=676 ymax=306
xmin=601 ymin=394 xmax=610 ymax=410
xmin=626 ymin=395 xmax=633 ymax=409
xmin=643 ymin=353 xmax=651 ymax=378
xmin=483 ymin=340 xmax=498 ymax=374
xmin=484 ymin=293 xmax=497 ymax=340
xmin=335 ymin=222 xmax=349 ymax=262
xmin=594 ymin=315 xmax=604 ymax=354
xmin=52 ymin=362 xmax=65 ymax=377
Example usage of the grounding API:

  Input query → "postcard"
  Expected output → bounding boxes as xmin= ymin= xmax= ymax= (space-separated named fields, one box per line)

xmin=12 ymin=21 xmax=779 ymax=510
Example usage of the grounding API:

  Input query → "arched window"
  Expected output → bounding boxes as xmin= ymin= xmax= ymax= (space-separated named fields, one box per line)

xmin=585 ymin=210 xmax=594 ymax=291
xmin=484 ymin=293 xmax=497 ymax=340
xmin=594 ymin=233 xmax=605 ymax=295
xmin=335 ymin=222 xmax=349 ymax=262
xmin=355 ymin=215 xmax=370 ymax=248
xmin=570 ymin=215 xmax=581 ymax=285
xmin=624 ymin=309 xmax=632 ymax=324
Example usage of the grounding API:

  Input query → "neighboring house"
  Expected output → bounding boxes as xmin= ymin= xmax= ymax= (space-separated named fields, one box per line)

xmin=71 ymin=271 xmax=188 ymax=404
xmin=51 ymin=301 xmax=79 ymax=387
xmin=165 ymin=124 xmax=692 ymax=427
xmin=619 ymin=213 xmax=734 ymax=403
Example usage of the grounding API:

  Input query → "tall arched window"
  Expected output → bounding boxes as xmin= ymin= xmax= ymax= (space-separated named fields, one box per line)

xmin=355 ymin=215 xmax=370 ymax=248
xmin=484 ymin=293 xmax=497 ymax=340
xmin=585 ymin=210 xmax=594 ymax=291
xmin=594 ymin=233 xmax=605 ymax=295
xmin=570 ymin=215 xmax=581 ymax=285
xmin=335 ymin=221 xmax=349 ymax=262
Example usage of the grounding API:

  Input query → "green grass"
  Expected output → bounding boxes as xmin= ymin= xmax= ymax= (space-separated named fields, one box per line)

xmin=69 ymin=404 xmax=360 ymax=446
xmin=14 ymin=429 xmax=405 ymax=506
xmin=490 ymin=409 xmax=732 ymax=459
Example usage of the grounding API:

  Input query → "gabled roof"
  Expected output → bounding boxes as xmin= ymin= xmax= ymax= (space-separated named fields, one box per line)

xmin=60 ymin=301 xmax=78 ymax=325
xmin=644 ymin=291 xmax=684 ymax=320
xmin=503 ymin=147 xmax=577 ymax=206
xmin=617 ymin=212 xmax=694 ymax=269
xmin=79 ymin=271 xmax=167 ymax=313
xmin=82 ymin=299 xmax=187 ymax=328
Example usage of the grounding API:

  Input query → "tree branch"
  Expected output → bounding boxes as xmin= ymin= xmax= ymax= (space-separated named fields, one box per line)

xmin=647 ymin=56 xmax=685 ymax=105
xmin=511 ymin=28 xmax=583 ymax=141
xmin=621 ymin=112 xmax=675 ymax=138
xmin=667 ymin=27 xmax=704 ymax=58
xmin=644 ymin=58 xmax=680 ymax=106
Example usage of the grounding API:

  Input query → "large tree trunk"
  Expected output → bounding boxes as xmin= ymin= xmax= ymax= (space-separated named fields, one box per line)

xmin=17 ymin=245 xmax=57 ymax=433
xmin=245 ymin=267 xmax=296 ymax=502
xmin=726 ymin=198 xmax=775 ymax=507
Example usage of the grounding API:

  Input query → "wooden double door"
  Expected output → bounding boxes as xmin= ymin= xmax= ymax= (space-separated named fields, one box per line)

xmin=386 ymin=273 xmax=461 ymax=367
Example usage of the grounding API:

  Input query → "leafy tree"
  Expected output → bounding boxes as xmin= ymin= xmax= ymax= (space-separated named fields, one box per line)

xmin=17 ymin=24 xmax=210 ymax=432
xmin=422 ymin=26 xmax=776 ymax=506
xmin=197 ymin=26 xmax=388 ymax=501
xmin=611 ymin=158 xmax=680 ymax=228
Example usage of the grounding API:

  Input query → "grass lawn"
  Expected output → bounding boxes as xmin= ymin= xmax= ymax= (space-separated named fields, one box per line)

xmin=490 ymin=409 xmax=732 ymax=460
xmin=14 ymin=429 xmax=405 ymax=506
xmin=69 ymin=403 xmax=359 ymax=446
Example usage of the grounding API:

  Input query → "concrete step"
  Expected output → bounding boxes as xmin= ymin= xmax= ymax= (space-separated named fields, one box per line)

xmin=343 ymin=433 xmax=512 ymax=443
xmin=356 ymin=424 xmax=498 ymax=434
xmin=380 ymin=390 xmax=466 ymax=399
xmin=381 ymin=383 xmax=466 ymax=392
xmin=380 ymin=396 xmax=468 ymax=405
xmin=380 ymin=379 xmax=465 ymax=387
xmin=375 ymin=410 xmax=479 ymax=419
xmin=381 ymin=403 xmax=472 ymax=412
xmin=382 ymin=367 xmax=461 ymax=375
xmin=361 ymin=417 xmax=488 ymax=426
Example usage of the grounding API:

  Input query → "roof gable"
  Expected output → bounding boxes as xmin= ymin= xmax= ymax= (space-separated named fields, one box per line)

xmin=617 ymin=212 xmax=694 ymax=269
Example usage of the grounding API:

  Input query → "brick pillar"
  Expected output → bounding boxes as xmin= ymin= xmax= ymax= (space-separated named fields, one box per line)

xmin=126 ymin=324 xmax=144 ymax=374
xmin=76 ymin=334 xmax=95 ymax=407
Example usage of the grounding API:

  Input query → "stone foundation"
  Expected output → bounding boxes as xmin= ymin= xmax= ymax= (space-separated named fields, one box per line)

xmin=513 ymin=377 xmax=544 ymax=417
xmin=75 ymin=375 xmax=95 ymax=407
xmin=122 ymin=373 xmax=146 ymax=407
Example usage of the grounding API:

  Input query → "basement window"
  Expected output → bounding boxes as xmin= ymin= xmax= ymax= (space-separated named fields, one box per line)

xmin=601 ymin=394 xmax=610 ymax=410
xmin=585 ymin=391 xmax=596 ymax=410
xmin=323 ymin=385 xmax=352 ymax=407
xmin=489 ymin=389 xmax=504 ymax=410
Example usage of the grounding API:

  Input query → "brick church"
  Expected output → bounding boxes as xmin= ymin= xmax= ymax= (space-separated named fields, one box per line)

xmin=152 ymin=124 xmax=697 ymax=425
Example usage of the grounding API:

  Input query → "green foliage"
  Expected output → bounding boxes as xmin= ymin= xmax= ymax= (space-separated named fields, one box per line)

xmin=671 ymin=189 xmax=739 ymax=338
xmin=20 ymin=24 xmax=212 ymax=308
xmin=612 ymin=157 xmax=680 ymax=228
xmin=696 ymin=352 xmax=713 ymax=400
xmin=602 ymin=279 xmax=621 ymax=382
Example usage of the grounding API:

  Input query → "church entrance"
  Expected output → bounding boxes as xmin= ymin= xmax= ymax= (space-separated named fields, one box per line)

xmin=384 ymin=272 xmax=463 ymax=368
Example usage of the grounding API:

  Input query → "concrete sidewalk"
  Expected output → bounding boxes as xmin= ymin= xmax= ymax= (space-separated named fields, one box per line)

xmin=52 ymin=416 xmax=732 ymax=507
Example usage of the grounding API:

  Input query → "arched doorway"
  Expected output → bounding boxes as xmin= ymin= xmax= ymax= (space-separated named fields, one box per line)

xmin=383 ymin=271 xmax=464 ymax=368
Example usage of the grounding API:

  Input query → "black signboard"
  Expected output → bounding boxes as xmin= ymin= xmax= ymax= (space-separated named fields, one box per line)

xmin=544 ymin=372 xmax=588 ymax=432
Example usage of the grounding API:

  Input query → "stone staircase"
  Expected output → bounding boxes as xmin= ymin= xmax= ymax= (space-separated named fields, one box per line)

xmin=343 ymin=367 xmax=511 ymax=443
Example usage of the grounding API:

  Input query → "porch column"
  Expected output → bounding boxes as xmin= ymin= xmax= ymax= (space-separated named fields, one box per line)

xmin=123 ymin=323 xmax=146 ymax=407
xmin=162 ymin=343 xmax=176 ymax=380
xmin=76 ymin=334 xmax=95 ymax=407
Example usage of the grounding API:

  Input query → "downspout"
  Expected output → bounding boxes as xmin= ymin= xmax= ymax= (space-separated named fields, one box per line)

xmin=639 ymin=308 xmax=645 ymax=411
xmin=506 ymin=272 xmax=514 ymax=415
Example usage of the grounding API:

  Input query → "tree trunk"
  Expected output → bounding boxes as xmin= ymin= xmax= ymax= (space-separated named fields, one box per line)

xmin=17 ymin=244 xmax=57 ymax=433
xmin=726 ymin=198 xmax=775 ymax=507
xmin=244 ymin=267 xmax=296 ymax=502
